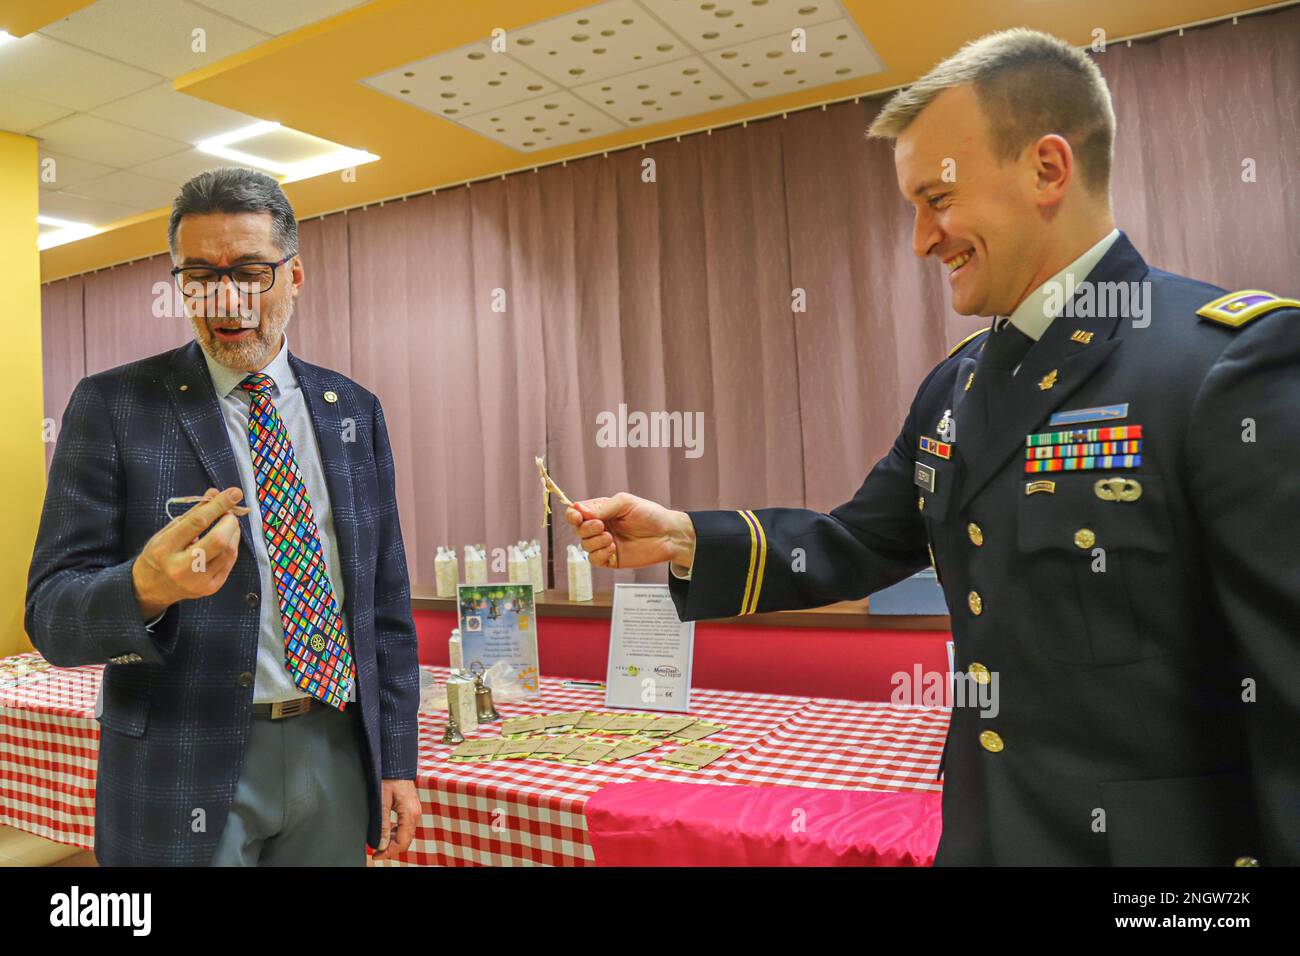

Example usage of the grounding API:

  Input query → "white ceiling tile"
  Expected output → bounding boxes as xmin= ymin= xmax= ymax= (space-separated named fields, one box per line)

xmin=509 ymin=0 xmax=690 ymax=86
xmin=0 ymin=32 xmax=159 ymax=111
xmin=66 ymin=169 xmax=180 ymax=210
xmin=189 ymin=0 xmax=369 ymax=36
xmin=705 ymin=17 xmax=883 ymax=98
xmin=642 ymin=0 xmax=841 ymax=52
xmin=0 ymin=90 xmax=72 ymax=134
xmin=29 ymin=113 xmax=190 ymax=167
xmin=38 ymin=189 xmax=142 ymax=227
xmin=38 ymin=151 xmax=119 ymax=191
xmin=362 ymin=41 xmax=560 ymax=121
xmin=573 ymin=56 xmax=742 ymax=126
xmin=90 ymin=81 xmax=263 ymax=144
xmin=40 ymin=0 xmax=269 ymax=78
xmin=456 ymin=91 xmax=623 ymax=153
xmin=132 ymin=147 xmax=262 ymax=184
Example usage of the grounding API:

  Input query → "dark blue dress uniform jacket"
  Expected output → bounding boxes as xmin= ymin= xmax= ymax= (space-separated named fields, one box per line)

xmin=669 ymin=232 xmax=1299 ymax=865
xmin=25 ymin=340 xmax=421 ymax=866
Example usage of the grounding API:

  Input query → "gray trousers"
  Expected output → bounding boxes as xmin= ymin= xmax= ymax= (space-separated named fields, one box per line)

xmin=209 ymin=701 xmax=369 ymax=866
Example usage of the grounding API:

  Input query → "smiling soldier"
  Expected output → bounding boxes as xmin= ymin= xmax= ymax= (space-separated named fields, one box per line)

xmin=565 ymin=29 xmax=1299 ymax=866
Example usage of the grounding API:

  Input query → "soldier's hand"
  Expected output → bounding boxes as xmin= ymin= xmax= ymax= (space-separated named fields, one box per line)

xmin=564 ymin=493 xmax=695 ymax=572
xmin=131 ymin=486 xmax=244 ymax=620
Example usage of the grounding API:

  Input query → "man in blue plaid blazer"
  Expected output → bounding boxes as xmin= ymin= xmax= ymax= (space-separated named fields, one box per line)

xmin=25 ymin=168 xmax=422 ymax=866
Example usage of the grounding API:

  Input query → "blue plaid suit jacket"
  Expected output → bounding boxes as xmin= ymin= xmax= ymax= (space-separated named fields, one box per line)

xmin=25 ymin=339 xmax=420 ymax=866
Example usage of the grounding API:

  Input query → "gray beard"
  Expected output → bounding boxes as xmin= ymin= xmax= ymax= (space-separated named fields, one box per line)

xmin=191 ymin=295 xmax=293 ymax=372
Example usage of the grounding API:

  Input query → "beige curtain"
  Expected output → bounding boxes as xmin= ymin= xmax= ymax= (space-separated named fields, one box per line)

xmin=40 ymin=6 xmax=1300 ymax=592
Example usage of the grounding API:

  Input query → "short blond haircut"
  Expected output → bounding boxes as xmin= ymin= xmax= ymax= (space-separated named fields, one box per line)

xmin=868 ymin=28 xmax=1116 ymax=195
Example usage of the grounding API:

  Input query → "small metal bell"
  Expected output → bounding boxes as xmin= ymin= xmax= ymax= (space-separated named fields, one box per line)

xmin=472 ymin=670 xmax=500 ymax=722
xmin=442 ymin=714 xmax=465 ymax=745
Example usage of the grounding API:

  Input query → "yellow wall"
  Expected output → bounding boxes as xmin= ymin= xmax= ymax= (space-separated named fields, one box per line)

xmin=0 ymin=132 xmax=43 ymax=657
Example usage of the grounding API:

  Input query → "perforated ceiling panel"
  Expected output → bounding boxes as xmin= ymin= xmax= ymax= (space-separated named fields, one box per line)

xmin=646 ymin=0 xmax=841 ymax=52
xmin=361 ymin=0 xmax=884 ymax=153
xmin=704 ymin=18 xmax=882 ymax=98
xmin=509 ymin=0 xmax=689 ymax=85
xmin=363 ymin=41 xmax=560 ymax=121
xmin=458 ymin=92 xmax=625 ymax=151
xmin=573 ymin=56 xmax=744 ymax=126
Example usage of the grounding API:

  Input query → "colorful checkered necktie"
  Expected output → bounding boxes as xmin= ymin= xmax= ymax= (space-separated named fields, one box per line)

xmin=240 ymin=372 xmax=355 ymax=710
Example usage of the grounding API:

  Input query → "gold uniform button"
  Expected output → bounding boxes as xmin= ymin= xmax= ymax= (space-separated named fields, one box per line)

xmin=967 ymin=590 xmax=983 ymax=615
xmin=1074 ymin=528 xmax=1096 ymax=549
xmin=967 ymin=662 xmax=991 ymax=684
xmin=918 ymin=496 xmax=926 ymax=512
xmin=1234 ymin=856 xmax=1259 ymax=867
xmin=967 ymin=522 xmax=984 ymax=546
xmin=979 ymin=730 xmax=1004 ymax=753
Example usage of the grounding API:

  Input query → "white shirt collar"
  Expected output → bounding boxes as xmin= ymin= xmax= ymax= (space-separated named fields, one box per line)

xmin=200 ymin=332 xmax=295 ymax=400
xmin=995 ymin=228 xmax=1121 ymax=340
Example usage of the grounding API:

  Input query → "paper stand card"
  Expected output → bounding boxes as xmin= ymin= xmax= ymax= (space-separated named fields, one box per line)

xmin=604 ymin=584 xmax=695 ymax=713
xmin=457 ymin=583 xmax=540 ymax=694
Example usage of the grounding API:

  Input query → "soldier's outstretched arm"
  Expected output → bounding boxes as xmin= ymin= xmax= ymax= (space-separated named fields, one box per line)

xmin=565 ymin=366 xmax=942 ymax=622
xmin=1184 ymin=302 xmax=1300 ymax=865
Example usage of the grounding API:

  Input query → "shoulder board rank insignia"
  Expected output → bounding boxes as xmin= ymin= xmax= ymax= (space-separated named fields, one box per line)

xmin=1197 ymin=290 xmax=1300 ymax=328
xmin=947 ymin=326 xmax=991 ymax=357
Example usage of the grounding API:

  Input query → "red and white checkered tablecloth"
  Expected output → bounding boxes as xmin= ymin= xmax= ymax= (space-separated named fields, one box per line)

xmin=0 ymin=654 xmax=102 ymax=851
xmin=0 ymin=654 xmax=949 ymax=865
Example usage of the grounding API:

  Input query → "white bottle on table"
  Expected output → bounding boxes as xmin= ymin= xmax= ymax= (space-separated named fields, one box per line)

xmin=567 ymin=544 xmax=593 ymax=602
xmin=434 ymin=546 xmax=458 ymax=597
xmin=448 ymin=627 xmax=463 ymax=671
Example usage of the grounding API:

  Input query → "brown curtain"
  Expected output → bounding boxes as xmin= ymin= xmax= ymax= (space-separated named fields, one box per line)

xmin=39 ymin=276 xmax=86 ymax=470
xmin=39 ymin=6 xmax=1300 ymax=593
xmin=1101 ymin=11 xmax=1300 ymax=291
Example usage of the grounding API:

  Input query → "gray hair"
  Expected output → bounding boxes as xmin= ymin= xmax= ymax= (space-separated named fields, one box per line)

xmin=868 ymin=28 xmax=1115 ymax=195
xmin=168 ymin=167 xmax=299 ymax=257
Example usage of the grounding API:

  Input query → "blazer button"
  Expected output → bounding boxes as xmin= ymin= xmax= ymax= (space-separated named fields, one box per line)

xmin=238 ymin=672 xmax=254 ymax=688
xmin=245 ymin=592 xmax=259 ymax=608
xmin=979 ymin=730 xmax=1004 ymax=753
xmin=1234 ymin=856 xmax=1260 ymax=867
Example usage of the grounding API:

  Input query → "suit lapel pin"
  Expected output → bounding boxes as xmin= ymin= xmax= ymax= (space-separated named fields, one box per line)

xmin=1070 ymin=330 xmax=1094 ymax=344
xmin=324 ymin=390 xmax=338 ymax=404
xmin=1038 ymin=369 xmax=1058 ymax=391
xmin=964 ymin=371 xmax=974 ymax=391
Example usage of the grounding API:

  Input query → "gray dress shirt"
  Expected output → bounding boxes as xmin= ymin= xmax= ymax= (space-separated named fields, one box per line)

xmin=197 ymin=333 xmax=355 ymax=703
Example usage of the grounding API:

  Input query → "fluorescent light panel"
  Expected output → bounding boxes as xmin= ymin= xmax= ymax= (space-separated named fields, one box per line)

xmin=37 ymin=215 xmax=99 ymax=250
xmin=196 ymin=121 xmax=379 ymax=183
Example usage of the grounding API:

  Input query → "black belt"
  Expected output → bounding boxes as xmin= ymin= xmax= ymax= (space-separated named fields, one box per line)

xmin=252 ymin=698 xmax=314 ymax=720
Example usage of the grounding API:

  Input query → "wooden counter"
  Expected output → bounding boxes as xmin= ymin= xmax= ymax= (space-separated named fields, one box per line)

xmin=409 ymin=587 xmax=949 ymax=632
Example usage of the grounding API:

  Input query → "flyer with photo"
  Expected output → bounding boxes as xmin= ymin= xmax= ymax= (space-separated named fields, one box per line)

xmin=456 ymin=583 xmax=540 ymax=693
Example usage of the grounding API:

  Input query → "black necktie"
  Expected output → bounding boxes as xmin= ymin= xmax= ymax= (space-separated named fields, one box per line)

xmin=956 ymin=323 xmax=1037 ymax=466
xmin=978 ymin=321 xmax=1036 ymax=372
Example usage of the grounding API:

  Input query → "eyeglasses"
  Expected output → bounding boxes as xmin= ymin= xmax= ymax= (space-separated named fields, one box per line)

xmin=171 ymin=253 xmax=296 ymax=300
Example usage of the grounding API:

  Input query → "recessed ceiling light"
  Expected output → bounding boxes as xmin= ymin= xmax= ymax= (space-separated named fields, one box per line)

xmin=196 ymin=121 xmax=380 ymax=184
xmin=37 ymin=215 xmax=99 ymax=250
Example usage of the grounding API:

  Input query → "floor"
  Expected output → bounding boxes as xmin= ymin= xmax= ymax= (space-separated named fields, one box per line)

xmin=0 ymin=824 xmax=96 ymax=866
